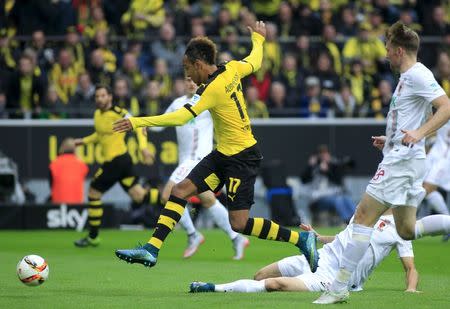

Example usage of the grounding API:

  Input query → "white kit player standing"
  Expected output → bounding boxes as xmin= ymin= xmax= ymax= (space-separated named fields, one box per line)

xmin=151 ymin=77 xmax=249 ymax=259
xmin=189 ymin=210 xmax=419 ymax=294
xmin=314 ymin=22 xmax=450 ymax=304
xmin=422 ymin=121 xmax=450 ymax=219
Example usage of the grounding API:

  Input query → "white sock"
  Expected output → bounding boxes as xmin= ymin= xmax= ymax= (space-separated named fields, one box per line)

xmin=215 ymin=279 xmax=266 ymax=293
xmin=330 ymin=224 xmax=373 ymax=292
xmin=415 ymin=215 xmax=450 ymax=239
xmin=206 ymin=201 xmax=239 ymax=240
xmin=178 ymin=207 xmax=196 ymax=235
xmin=425 ymin=191 xmax=450 ymax=215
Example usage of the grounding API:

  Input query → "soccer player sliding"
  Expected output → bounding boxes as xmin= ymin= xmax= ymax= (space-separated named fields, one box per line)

xmin=112 ymin=21 xmax=319 ymax=272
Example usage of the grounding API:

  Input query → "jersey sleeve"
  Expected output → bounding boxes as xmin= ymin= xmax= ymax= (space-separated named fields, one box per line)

xmin=395 ymin=239 xmax=414 ymax=258
xmin=189 ymin=84 xmax=218 ymax=116
xmin=413 ymin=71 xmax=447 ymax=103
xmin=231 ymin=32 xmax=265 ymax=78
xmin=82 ymin=132 xmax=99 ymax=144
xmin=128 ymin=107 xmax=194 ymax=129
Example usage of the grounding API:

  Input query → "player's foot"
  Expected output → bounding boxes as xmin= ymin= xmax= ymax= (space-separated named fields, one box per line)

xmin=313 ymin=289 xmax=349 ymax=304
xmin=232 ymin=235 xmax=249 ymax=260
xmin=442 ymin=233 xmax=450 ymax=242
xmin=183 ymin=232 xmax=205 ymax=258
xmin=115 ymin=245 xmax=157 ymax=267
xmin=74 ymin=236 xmax=100 ymax=248
xmin=297 ymin=231 xmax=319 ymax=272
xmin=189 ymin=281 xmax=215 ymax=293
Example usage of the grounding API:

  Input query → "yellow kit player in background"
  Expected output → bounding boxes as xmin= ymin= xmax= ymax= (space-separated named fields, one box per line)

xmin=113 ymin=21 xmax=319 ymax=271
xmin=73 ymin=84 xmax=159 ymax=247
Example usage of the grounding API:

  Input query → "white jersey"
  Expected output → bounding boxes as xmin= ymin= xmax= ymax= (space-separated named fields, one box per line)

xmin=322 ymin=215 xmax=413 ymax=290
xmin=428 ymin=120 xmax=450 ymax=159
xmin=165 ymin=95 xmax=214 ymax=162
xmin=383 ymin=62 xmax=446 ymax=164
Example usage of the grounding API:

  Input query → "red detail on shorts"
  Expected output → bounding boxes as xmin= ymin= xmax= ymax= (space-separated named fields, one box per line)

xmin=372 ymin=169 xmax=385 ymax=181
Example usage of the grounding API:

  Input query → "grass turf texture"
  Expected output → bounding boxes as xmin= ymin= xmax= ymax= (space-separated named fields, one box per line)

xmin=1 ymin=228 xmax=449 ymax=309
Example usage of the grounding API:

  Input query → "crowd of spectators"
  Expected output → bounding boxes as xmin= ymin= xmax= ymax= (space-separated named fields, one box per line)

xmin=0 ymin=0 xmax=448 ymax=119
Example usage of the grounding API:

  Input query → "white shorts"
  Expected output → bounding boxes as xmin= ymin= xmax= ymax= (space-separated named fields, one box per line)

xmin=277 ymin=251 xmax=335 ymax=292
xmin=169 ymin=159 xmax=200 ymax=184
xmin=366 ymin=158 xmax=426 ymax=207
xmin=424 ymin=155 xmax=450 ymax=191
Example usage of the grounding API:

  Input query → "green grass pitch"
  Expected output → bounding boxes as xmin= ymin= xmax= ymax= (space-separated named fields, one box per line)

xmin=1 ymin=228 xmax=449 ymax=309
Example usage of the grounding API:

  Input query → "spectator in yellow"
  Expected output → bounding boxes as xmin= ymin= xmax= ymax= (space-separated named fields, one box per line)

xmin=245 ymin=85 xmax=269 ymax=119
xmin=150 ymin=58 xmax=172 ymax=99
xmin=264 ymin=22 xmax=281 ymax=75
xmin=49 ymin=49 xmax=79 ymax=104
xmin=121 ymin=0 xmax=165 ymax=39
xmin=83 ymin=5 xmax=109 ymax=39
xmin=113 ymin=77 xmax=140 ymax=116
xmin=92 ymin=30 xmax=116 ymax=73
xmin=64 ymin=27 xmax=85 ymax=73
xmin=343 ymin=59 xmax=373 ymax=116
xmin=139 ymin=80 xmax=166 ymax=116
xmin=222 ymin=0 xmax=242 ymax=21
xmin=116 ymin=52 xmax=147 ymax=95
xmin=342 ymin=22 xmax=386 ymax=75
xmin=368 ymin=80 xmax=392 ymax=119
xmin=435 ymin=51 xmax=450 ymax=96
xmin=317 ymin=24 xmax=342 ymax=75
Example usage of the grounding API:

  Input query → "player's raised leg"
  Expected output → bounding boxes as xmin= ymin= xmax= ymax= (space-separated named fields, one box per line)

xmin=115 ymin=178 xmax=197 ymax=267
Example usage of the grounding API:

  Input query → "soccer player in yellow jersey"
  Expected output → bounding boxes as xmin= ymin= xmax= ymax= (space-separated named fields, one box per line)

xmin=73 ymin=84 xmax=159 ymax=247
xmin=113 ymin=22 xmax=319 ymax=271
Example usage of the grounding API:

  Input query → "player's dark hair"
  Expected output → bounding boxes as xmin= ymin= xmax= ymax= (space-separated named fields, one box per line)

xmin=185 ymin=36 xmax=217 ymax=65
xmin=386 ymin=21 xmax=420 ymax=54
xmin=95 ymin=84 xmax=112 ymax=95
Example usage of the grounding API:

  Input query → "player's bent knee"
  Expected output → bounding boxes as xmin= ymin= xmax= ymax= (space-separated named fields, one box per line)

xmin=171 ymin=179 xmax=197 ymax=199
xmin=397 ymin=226 xmax=415 ymax=240
xmin=264 ymin=279 xmax=282 ymax=292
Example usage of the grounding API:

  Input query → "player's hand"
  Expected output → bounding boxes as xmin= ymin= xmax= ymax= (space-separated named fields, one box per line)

xmin=299 ymin=223 xmax=318 ymax=235
xmin=248 ymin=21 xmax=266 ymax=38
xmin=401 ymin=129 xmax=423 ymax=148
xmin=141 ymin=148 xmax=154 ymax=165
xmin=371 ymin=135 xmax=386 ymax=150
xmin=73 ymin=138 xmax=84 ymax=146
xmin=113 ymin=118 xmax=133 ymax=133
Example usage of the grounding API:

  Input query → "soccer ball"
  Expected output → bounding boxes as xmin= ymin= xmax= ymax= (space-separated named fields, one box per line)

xmin=17 ymin=255 xmax=49 ymax=286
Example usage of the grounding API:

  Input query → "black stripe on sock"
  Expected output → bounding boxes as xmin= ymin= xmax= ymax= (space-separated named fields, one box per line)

xmin=168 ymin=195 xmax=188 ymax=206
xmin=276 ymin=227 xmax=291 ymax=242
xmin=160 ymin=208 xmax=182 ymax=222
xmin=153 ymin=224 xmax=172 ymax=241
xmin=243 ymin=218 xmax=254 ymax=235
xmin=259 ymin=219 xmax=272 ymax=239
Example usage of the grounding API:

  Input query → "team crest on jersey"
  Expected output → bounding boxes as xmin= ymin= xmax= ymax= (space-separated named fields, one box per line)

xmin=191 ymin=94 xmax=201 ymax=105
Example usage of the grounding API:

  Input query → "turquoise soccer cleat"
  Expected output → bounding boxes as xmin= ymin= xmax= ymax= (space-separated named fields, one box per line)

xmin=297 ymin=231 xmax=319 ymax=273
xmin=189 ymin=281 xmax=215 ymax=293
xmin=115 ymin=245 xmax=157 ymax=267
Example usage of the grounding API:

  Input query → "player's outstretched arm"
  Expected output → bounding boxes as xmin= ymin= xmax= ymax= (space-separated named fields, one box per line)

xmin=113 ymin=107 xmax=194 ymax=132
xmin=238 ymin=21 xmax=266 ymax=76
xmin=400 ymin=257 xmax=420 ymax=293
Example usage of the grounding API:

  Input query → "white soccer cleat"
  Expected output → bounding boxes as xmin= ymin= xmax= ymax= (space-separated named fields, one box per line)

xmin=232 ymin=235 xmax=250 ymax=260
xmin=183 ymin=232 xmax=205 ymax=258
xmin=313 ymin=289 xmax=350 ymax=304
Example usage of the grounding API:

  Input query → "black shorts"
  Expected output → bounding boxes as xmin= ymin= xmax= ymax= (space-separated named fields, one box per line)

xmin=187 ymin=144 xmax=262 ymax=211
xmin=90 ymin=153 xmax=139 ymax=193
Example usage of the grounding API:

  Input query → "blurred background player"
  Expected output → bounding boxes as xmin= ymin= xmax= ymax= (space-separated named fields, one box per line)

xmin=190 ymin=209 xmax=419 ymax=294
xmin=113 ymin=21 xmax=318 ymax=271
xmin=151 ymin=76 xmax=249 ymax=259
xmin=422 ymin=120 xmax=450 ymax=240
xmin=49 ymin=138 xmax=88 ymax=204
xmin=73 ymin=84 xmax=157 ymax=247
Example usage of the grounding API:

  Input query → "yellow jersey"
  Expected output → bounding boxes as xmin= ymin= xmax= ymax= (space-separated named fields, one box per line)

xmin=129 ymin=32 xmax=265 ymax=156
xmin=83 ymin=105 xmax=147 ymax=162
